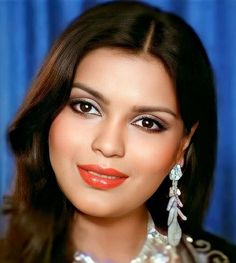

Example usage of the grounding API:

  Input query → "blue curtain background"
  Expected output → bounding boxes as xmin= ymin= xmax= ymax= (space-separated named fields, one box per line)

xmin=0 ymin=0 xmax=236 ymax=244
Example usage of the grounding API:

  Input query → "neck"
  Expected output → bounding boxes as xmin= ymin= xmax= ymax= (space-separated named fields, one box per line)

xmin=71 ymin=206 xmax=149 ymax=263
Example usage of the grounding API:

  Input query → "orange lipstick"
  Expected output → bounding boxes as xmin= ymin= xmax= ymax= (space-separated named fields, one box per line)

xmin=78 ymin=164 xmax=128 ymax=190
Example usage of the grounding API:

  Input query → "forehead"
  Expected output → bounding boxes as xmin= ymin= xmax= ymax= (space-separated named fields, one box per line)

xmin=73 ymin=48 xmax=178 ymax=113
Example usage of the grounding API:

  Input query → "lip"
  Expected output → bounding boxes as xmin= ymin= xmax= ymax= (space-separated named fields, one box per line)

xmin=78 ymin=164 xmax=128 ymax=190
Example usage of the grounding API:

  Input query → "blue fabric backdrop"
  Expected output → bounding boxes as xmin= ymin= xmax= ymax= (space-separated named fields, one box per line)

xmin=0 ymin=0 xmax=236 ymax=244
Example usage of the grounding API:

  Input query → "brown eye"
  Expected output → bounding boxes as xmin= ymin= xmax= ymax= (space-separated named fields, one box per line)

xmin=69 ymin=99 xmax=101 ymax=116
xmin=142 ymin=119 xmax=154 ymax=129
xmin=80 ymin=102 xmax=92 ymax=112
xmin=132 ymin=116 xmax=167 ymax=133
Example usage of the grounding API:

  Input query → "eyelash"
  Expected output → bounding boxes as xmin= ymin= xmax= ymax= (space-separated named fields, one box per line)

xmin=69 ymin=99 xmax=101 ymax=116
xmin=131 ymin=115 xmax=167 ymax=133
xmin=69 ymin=99 xmax=167 ymax=133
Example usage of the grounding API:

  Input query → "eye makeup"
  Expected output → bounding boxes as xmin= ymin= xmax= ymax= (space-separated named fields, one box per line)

xmin=131 ymin=114 xmax=168 ymax=133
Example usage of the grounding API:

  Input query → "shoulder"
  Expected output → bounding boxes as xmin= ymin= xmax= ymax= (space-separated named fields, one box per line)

xmin=186 ymin=230 xmax=236 ymax=263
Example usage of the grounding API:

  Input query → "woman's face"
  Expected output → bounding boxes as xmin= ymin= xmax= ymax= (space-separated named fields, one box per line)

xmin=49 ymin=48 xmax=191 ymax=218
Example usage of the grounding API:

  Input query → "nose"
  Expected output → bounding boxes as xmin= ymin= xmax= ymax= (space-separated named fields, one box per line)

xmin=91 ymin=119 xmax=125 ymax=158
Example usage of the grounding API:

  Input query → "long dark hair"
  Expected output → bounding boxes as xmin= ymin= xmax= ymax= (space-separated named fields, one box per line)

xmin=2 ymin=1 xmax=217 ymax=262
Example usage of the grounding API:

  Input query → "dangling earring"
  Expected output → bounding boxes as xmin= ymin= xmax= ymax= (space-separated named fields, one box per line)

xmin=167 ymin=164 xmax=187 ymax=246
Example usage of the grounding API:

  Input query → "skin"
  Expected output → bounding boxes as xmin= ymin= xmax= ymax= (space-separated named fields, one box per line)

xmin=48 ymin=48 xmax=194 ymax=262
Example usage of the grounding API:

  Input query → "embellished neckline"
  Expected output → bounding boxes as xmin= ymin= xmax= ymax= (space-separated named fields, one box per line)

xmin=73 ymin=213 xmax=177 ymax=263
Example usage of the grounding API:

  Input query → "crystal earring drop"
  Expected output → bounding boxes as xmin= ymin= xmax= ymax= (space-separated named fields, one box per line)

xmin=167 ymin=164 xmax=187 ymax=246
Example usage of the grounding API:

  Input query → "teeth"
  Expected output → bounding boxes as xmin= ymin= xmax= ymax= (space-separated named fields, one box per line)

xmin=89 ymin=171 xmax=121 ymax=179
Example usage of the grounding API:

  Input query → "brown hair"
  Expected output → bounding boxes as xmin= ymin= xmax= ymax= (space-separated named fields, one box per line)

xmin=2 ymin=1 xmax=217 ymax=262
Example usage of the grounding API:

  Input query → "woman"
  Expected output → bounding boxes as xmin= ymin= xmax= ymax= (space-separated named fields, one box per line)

xmin=1 ymin=1 xmax=231 ymax=262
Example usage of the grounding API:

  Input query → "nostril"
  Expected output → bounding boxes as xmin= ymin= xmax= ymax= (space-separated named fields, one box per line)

xmin=91 ymin=128 xmax=125 ymax=158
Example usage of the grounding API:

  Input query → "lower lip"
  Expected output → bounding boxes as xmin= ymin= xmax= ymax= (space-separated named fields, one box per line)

xmin=78 ymin=167 xmax=127 ymax=190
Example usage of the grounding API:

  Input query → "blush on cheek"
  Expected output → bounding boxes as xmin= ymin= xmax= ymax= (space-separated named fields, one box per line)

xmin=132 ymin=141 xmax=178 ymax=175
xmin=48 ymin=115 xmax=73 ymax=165
xmin=49 ymin=126 xmax=66 ymax=156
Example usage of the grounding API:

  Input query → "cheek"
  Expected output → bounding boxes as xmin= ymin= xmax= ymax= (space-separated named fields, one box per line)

xmin=128 ymin=132 xmax=182 ymax=180
xmin=48 ymin=111 xmax=83 ymax=174
xmin=49 ymin=113 xmax=75 ymax=163
xmin=125 ymin=133 xmax=183 ymax=203
xmin=49 ymin=109 xmax=92 ymax=163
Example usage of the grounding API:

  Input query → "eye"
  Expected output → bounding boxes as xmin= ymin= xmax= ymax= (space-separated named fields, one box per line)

xmin=132 ymin=116 xmax=167 ymax=133
xmin=69 ymin=99 xmax=101 ymax=116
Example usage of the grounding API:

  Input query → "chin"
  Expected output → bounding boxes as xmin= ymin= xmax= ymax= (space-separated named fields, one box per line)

xmin=72 ymin=199 xmax=132 ymax=219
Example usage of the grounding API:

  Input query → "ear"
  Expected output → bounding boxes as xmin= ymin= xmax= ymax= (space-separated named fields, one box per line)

xmin=176 ymin=122 xmax=199 ymax=165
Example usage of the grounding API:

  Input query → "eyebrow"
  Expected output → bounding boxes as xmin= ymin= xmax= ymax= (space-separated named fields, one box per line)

xmin=133 ymin=105 xmax=177 ymax=118
xmin=72 ymin=82 xmax=177 ymax=118
xmin=72 ymin=82 xmax=109 ymax=104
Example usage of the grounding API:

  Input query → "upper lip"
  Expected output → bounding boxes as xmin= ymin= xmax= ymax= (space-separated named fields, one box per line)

xmin=78 ymin=164 xmax=128 ymax=178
